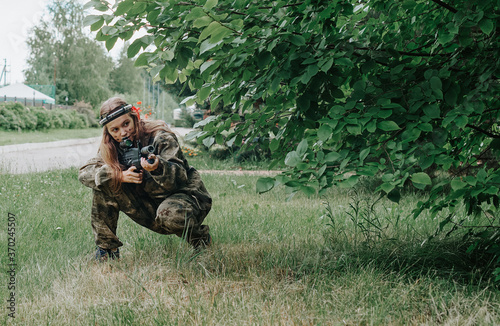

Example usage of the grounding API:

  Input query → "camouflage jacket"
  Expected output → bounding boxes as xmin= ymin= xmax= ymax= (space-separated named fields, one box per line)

xmin=78 ymin=130 xmax=212 ymax=212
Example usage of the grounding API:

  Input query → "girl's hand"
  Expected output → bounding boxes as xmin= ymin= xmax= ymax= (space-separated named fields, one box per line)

xmin=141 ymin=154 xmax=159 ymax=172
xmin=121 ymin=166 xmax=143 ymax=184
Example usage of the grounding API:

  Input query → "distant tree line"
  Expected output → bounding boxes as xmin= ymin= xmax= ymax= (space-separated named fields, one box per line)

xmin=24 ymin=0 xmax=149 ymax=108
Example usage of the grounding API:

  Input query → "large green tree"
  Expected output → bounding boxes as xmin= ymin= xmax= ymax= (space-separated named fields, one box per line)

xmin=109 ymin=44 xmax=144 ymax=97
xmin=25 ymin=0 xmax=113 ymax=105
xmin=87 ymin=0 xmax=500 ymax=276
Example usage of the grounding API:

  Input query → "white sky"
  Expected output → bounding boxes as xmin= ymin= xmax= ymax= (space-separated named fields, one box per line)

xmin=0 ymin=0 xmax=124 ymax=84
xmin=0 ymin=0 xmax=51 ymax=84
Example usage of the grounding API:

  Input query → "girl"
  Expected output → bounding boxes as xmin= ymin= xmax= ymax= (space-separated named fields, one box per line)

xmin=79 ymin=97 xmax=212 ymax=261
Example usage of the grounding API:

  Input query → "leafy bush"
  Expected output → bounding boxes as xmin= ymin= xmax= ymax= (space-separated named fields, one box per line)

xmin=74 ymin=100 xmax=98 ymax=127
xmin=32 ymin=108 xmax=51 ymax=129
xmin=48 ymin=111 xmax=64 ymax=129
xmin=208 ymin=144 xmax=231 ymax=160
xmin=0 ymin=103 xmax=39 ymax=130
xmin=0 ymin=102 xmax=95 ymax=131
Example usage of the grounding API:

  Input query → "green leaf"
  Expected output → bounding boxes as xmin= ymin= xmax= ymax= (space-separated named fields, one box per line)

xmin=411 ymin=172 xmax=432 ymax=185
xmin=485 ymin=186 xmax=498 ymax=195
xmin=199 ymin=21 xmax=223 ymax=42
xmin=451 ymin=178 xmax=467 ymax=191
xmin=438 ymin=30 xmax=454 ymax=44
xmin=341 ymin=175 xmax=359 ymax=188
xmin=256 ymin=177 xmax=275 ymax=194
xmin=419 ymin=156 xmax=434 ymax=170
xmin=359 ymin=148 xmax=370 ymax=163
xmin=105 ymin=36 xmax=118 ymax=51
xmin=325 ymin=151 xmax=341 ymax=162
xmin=202 ymin=136 xmax=215 ymax=148
xmin=377 ymin=121 xmax=400 ymax=131
xmin=336 ymin=57 xmax=353 ymax=67
xmin=379 ymin=182 xmax=395 ymax=193
xmin=300 ymin=185 xmax=316 ymax=196
xmin=320 ymin=58 xmax=333 ymax=72
xmin=200 ymin=60 xmax=217 ymax=74
xmin=285 ymin=151 xmax=301 ymax=167
xmin=204 ymin=0 xmax=218 ymax=10
xmin=423 ymin=104 xmax=440 ymax=119
xmin=114 ymin=0 xmax=134 ymax=16
xmin=464 ymin=176 xmax=477 ymax=186
xmin=455 ymin=115 xmax=468 ymax=129
xmin=215 ymin=134 xmax=224 ymax=145
xmin=186 ymin=7 xmax=206 ymax=21
xmin=90 ymin=18 xmax=104 ymax=31
xmin=289 ymin=34 xmax=306 ymax=46
xmin=479 ymin=18 xmax=494 ymax=35
xmin=366 ymin=120 xmax=376 ymax=133
xmin=297 ymin=139 xmax=308 ymax=156
xmin=230 ymin=113 xmax=240 ymax=122
xmin=194 ymin=16 xmax=212 ymax=28
xmin=257 ymin=51 xmax=272 ymax=69
xmin=317 ymin=124 xmax=332 ymax=141
xmin=128 ymin=1 xmax=147 ymax=15
xmin=128 ymin=39 xmax=143 ymax=58
xmin=209 ymin=24 xmax=232 ymax=43
xmin=430 ymin=76 xmax=442 ymax=90
xmin=270 ymin=138 xmax=279 ymax=152
xmin=317 ymin=164 xmax=327 ymax=177
xmin=477 ymin=169 xmax=487 ymax=183
xmin=387 ymin=189 xmax=401 ymax=203
xmin=83 ymin=15 xmax=103 ymax=27
xmin=418 ymin=123 xmax=433 ymax=132
xmin=198 ymin=86 xmax=211 ymax=101
xmin=378 ymin=110 xmax=392 ymax=119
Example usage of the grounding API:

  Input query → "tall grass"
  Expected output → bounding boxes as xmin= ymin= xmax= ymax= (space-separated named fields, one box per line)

xmin=0 ymin=169 xmax=499 ymax=325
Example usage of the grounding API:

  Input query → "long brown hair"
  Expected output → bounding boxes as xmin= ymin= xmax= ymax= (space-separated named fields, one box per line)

xmin=98 ymin=97 xmax=172 ymax=191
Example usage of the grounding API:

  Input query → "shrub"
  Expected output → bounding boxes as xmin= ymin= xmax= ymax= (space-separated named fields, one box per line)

xmin=32 ymin=107 xmax=51 ymax=129
xmin=0 ymin=103 xmax=39 ymax=131
xmin=0 ymin=102 xmax=97 ymax=131
xmin=74 ymin=100 xmax=98 ymax=127
xmin=58 ymin=110 xmax=73 ymax=128
xmin=48 ymin=111 xmax=64 ymax=129
xmin=67 ymin=110 xmax=88 ymax=129
xmin=0 ymin=107 xmax=12 ymax=130
xmin=208 ymin=144 xmax=231 ymax=160
xmin=2 ymin=108 xmax=22 ymax=130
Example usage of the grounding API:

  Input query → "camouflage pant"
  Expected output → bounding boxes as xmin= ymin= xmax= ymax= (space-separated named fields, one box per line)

xmin=91 ymin=183 xmax=210 ymax=250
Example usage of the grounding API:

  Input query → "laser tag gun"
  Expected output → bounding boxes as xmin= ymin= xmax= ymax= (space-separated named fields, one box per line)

xmin=118 ymin=136 xmax=155 ymax=171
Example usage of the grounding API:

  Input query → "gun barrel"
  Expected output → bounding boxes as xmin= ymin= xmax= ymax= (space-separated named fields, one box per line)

xmin=141 ymin=145 xmax=155 ymax=156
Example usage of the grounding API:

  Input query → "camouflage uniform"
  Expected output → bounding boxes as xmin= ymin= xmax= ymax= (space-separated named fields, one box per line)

xmin=78 ymin=130 xmax=212 ymax=249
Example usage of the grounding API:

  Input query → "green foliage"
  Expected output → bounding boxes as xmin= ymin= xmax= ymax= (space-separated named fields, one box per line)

xmin=109 ymin=45 xmax=144 ymax=97
xmin=88 ymin=0 xmax=500 ymax=279
xmin=0 ymin=102 xmax=92 ymax=131
xmin=25 ymin=0 xmax=114 ymax=106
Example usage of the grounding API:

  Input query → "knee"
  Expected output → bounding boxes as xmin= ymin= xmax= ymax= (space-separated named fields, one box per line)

xmin=158 ymin=202 xmax=194 ymax=222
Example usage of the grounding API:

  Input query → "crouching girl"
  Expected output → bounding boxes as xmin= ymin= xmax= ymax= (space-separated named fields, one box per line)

xmin=79 ymin=97 xmax=212 ymax=261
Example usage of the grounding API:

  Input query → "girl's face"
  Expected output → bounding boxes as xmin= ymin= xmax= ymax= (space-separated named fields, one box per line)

xmin=106 ymin=113 xmax=135 ymax=143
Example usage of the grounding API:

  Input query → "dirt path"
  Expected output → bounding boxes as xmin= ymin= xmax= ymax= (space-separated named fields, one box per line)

xmin=0 ymin=136 xmax=282 ymax=175
xmin=0 ymin=131 xmax=283 ymax=175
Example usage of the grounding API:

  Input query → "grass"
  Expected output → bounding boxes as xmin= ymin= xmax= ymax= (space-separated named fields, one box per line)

xmin=0 ymin=169 xmax=499 ymax=325
xmin=0 ymin=128 xmax=103 ymax=146
xmin=186 ymin=154 xmax=276 ymax=171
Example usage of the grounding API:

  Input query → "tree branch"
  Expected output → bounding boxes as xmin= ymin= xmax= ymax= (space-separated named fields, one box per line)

xmin=431 ymin=0 xmax=458 ymax=13
xmin=466 ymin=124 xmax=500 ymax=138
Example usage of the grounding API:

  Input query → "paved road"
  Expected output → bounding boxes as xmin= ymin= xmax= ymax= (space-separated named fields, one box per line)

xmin=0 ymin=127 xmax=194 ymax=174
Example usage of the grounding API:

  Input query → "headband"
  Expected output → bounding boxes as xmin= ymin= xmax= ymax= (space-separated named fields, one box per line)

xmin=99 ymin=104 xmax=132 ymax=126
